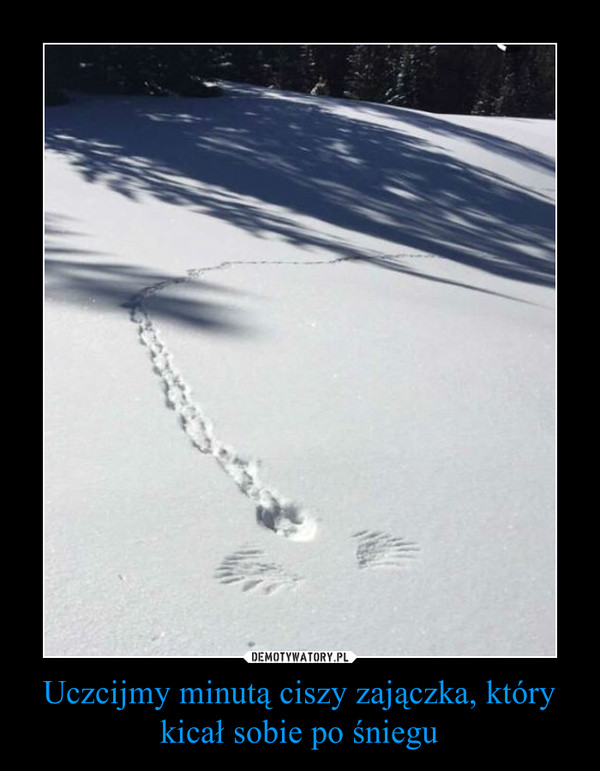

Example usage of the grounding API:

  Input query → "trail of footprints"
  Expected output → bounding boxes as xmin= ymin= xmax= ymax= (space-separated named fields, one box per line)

xmin=131 ymin=258 xmax=420 ymax=595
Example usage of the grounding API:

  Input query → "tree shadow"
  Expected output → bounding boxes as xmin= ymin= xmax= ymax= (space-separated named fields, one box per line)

xmin=45 ymin=85 xmax=555 ymax=291
xmin=349 ymin=99 xmax=555 ymax=173
xmin=46 ymin=258 xmax=254 ymax=335
xmin=354 ymin=254 xmax=539 ymax=305
xmin=45 ymin=214 xmax=254 ymax=335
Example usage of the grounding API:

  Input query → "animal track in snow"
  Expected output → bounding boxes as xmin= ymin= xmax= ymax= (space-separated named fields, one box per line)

xmin=131 ymin=257 xmax=423 ymax=579
xmin=130 ymin=258 xmax=346 ymax=542
xmin=352 ymin=530 xmax=420 ymax=570
xmin=215 ymin=548 xmax=303 ymax=594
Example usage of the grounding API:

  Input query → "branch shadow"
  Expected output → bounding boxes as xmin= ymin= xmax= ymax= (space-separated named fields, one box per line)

xmin=45 ymin=85 xmax=555 ymax=292
xmin=349 ymin=99 xmax=555 ymax=173
xmin=45 ymin=214 xmax=254 ymax=336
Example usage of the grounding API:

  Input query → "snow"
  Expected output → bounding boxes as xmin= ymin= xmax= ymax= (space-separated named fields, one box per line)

xmin=44 ymin=82 xmax=555 ymax=656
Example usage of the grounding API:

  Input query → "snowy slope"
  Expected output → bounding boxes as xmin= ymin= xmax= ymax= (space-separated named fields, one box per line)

xmin=44 ymin=82 xmax=555 ymax=656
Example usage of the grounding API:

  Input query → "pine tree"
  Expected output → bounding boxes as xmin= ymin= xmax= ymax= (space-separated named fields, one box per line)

xmin=471 ymin=46 xmax=504 ymax=114
xmin=390 ymin=46 xmax=419 ymax=107
xmin=346 ymin=45 xmax=397 ymax=103
xmin=307 ymin=45 xmax=352 ymax=98
xmin=45 ymin=43 xmax=555 ymax=118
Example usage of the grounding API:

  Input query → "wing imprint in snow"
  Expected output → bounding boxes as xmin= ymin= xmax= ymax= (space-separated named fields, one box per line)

xmin=352 ymin=530 xmax=420 ymax=570
xmin=215 ymin=548 xmax=303 ymax=594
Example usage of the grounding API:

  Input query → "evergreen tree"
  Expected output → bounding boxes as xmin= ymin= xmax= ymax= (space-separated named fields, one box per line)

xmin=390 ymin=46 xmax=437 ymax=109
xmin=471 ymin=46 xmax=505 ymax=114
xmin=346 ymin=45 xmax=397 ymax=103
xmin=389 ymin=46 xmax=419 ymax=107
xmin=307 ymin=45 xmax=352 ymax=98
xmin=259 ymin=46 xmax=311 ymax=91
xmin=533 ymin=45 xmax=556 ymax=118
xmin=45 ymin=43 xmax=555 ymax=118
xmin=425 ymin=45 xmax=479 ymax=113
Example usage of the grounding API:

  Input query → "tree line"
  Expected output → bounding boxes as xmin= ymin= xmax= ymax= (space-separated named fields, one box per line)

xmin=45 ymin=44 xmax=555 ymax=118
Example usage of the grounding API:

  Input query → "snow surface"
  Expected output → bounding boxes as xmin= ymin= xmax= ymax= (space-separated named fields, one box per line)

xmin=44 ymin=82 xmax=555 ymax=656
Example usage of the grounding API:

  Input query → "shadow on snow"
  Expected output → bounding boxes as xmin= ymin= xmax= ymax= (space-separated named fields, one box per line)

xmin=45 ymin=85 xmax=555 ymax=297
xmin=45 ymin=214 xmax=252 ymax=335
